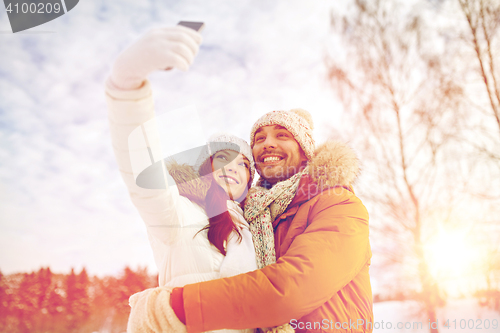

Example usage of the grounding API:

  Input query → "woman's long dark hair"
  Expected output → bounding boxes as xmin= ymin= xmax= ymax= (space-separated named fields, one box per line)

xmin=198 ymin=157 xmax=251 ymax=255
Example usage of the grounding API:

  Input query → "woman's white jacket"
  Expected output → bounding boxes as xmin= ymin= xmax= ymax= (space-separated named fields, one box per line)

xmin=105 ymin=80 xmax=257 ymax=292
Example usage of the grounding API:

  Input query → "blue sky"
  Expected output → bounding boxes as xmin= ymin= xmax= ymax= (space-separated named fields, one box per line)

xmin=0 ymin=0 xmax=349 ymax=277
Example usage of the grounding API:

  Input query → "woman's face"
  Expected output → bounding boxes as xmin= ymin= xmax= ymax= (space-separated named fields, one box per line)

xmin=211 ymin=150 xmax=251 ymax=200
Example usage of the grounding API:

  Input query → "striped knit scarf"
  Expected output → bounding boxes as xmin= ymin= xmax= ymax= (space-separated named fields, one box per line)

xmin=244 ymin=167 xmax=307 ymax=269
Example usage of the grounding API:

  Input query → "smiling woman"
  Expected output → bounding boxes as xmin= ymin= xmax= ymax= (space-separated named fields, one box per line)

xmin=195 ymin=135 xmax=255 ymax=256
xmin=211 ymin=150 xmax=251 ymax=201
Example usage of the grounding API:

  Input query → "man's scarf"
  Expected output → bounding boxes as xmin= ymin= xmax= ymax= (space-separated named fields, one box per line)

xmin=244 ymin=167 xmax=308 ymax=269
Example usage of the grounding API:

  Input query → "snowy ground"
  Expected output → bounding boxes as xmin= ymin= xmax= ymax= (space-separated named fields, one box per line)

xmin=373 ymin=299 xmax=500 ymax=333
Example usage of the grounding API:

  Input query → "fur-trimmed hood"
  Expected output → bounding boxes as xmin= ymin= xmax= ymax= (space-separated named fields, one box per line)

xmin=165 ymin=160 xmax=211 ymax=209
xmin=165 ymin=140 xmax=359 ymax=204
xmin=307 ymin=140 xmax=360 ymax=188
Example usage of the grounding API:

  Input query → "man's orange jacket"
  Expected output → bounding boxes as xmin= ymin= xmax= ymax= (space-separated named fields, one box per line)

xmin=183 ymin=141 xmax=373 ymax=333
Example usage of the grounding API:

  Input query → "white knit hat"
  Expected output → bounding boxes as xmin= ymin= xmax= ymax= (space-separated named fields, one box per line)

xmin=194 ymin=132 xmax=255 ymax=183
xmin=250 ymin=108 xmax=315 ymax=160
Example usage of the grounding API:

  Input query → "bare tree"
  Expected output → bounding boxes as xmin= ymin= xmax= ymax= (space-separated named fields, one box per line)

xmin=326 ymin=0 xmax=500 ymax=330
xmin=442 ymin=0 xmax=500 ymax=312
xmin=459 ymin=0 xmax=500 ymax=139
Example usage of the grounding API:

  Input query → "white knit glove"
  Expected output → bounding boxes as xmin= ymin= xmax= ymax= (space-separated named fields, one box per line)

xmin=110 ymin=25 xmax=202 ymax=90
xmin=127 ymin=287 xmax=187 ymax=333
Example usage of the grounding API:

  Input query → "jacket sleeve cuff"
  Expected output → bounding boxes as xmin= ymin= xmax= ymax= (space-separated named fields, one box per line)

xmin=171 ymin=287 xmax=186 ymax=325
xmin=105 ymin=77 xmax=152 ymax=101
xmin=184 ymin=283 xmax=205 ymax=333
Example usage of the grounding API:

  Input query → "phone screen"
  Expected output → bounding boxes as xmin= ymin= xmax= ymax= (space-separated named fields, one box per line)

xmin=177 ymin=21 xmax=205 ymax=32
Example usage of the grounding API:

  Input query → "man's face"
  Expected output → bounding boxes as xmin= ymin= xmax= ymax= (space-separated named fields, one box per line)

xmin=253 ymin=125 xmax=308 ymax=185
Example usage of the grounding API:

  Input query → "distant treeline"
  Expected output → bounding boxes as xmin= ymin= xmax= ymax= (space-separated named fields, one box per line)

xmin=0 ymin=267 xmax=158 ymax=333
xmin=1 ymin=266 xmax=498 ymax=333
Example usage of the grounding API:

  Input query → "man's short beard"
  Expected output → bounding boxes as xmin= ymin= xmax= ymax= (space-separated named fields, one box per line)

xmin=257 ymin=162 xmax=307 ymax=185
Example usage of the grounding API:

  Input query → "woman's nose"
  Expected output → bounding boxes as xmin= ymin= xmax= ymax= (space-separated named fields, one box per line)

xmin=225 ymin=162 xmax=237 ymax=173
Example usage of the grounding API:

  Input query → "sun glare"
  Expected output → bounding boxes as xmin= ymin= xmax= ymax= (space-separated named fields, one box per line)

xmin=424 ymin=229 xmax=486 ymax=295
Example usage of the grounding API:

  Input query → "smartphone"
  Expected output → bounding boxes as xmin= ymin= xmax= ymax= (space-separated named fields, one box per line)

xmin=177 ymin=21 xmax=205 ymax=32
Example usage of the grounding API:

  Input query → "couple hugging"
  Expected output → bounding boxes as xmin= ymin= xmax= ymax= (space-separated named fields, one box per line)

xmin=105 ymin=25 xmax=373 ymax=333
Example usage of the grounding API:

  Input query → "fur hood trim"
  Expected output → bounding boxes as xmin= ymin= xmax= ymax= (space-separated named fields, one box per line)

xmin=307 ymin=141 xmax=360 ymax=187
xmin=165 ymin=160 xmax=210 ymax=208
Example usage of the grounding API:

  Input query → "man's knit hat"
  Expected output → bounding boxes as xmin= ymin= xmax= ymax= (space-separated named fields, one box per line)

xmin=250 ymin=108 xmax=315 ymax=160
xmin=194 ymin=132 xmax=255 ymax=183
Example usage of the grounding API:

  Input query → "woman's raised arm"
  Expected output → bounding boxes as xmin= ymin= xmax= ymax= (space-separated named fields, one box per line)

xmin=105 ymin=26 xmax=203 ymax=244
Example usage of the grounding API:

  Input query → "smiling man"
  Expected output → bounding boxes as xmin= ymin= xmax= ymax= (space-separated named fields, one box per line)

xmin=253 ymin=124 xmax=308 ymax=187
xmin=129 ymin=109 xmax=373 ymax=333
